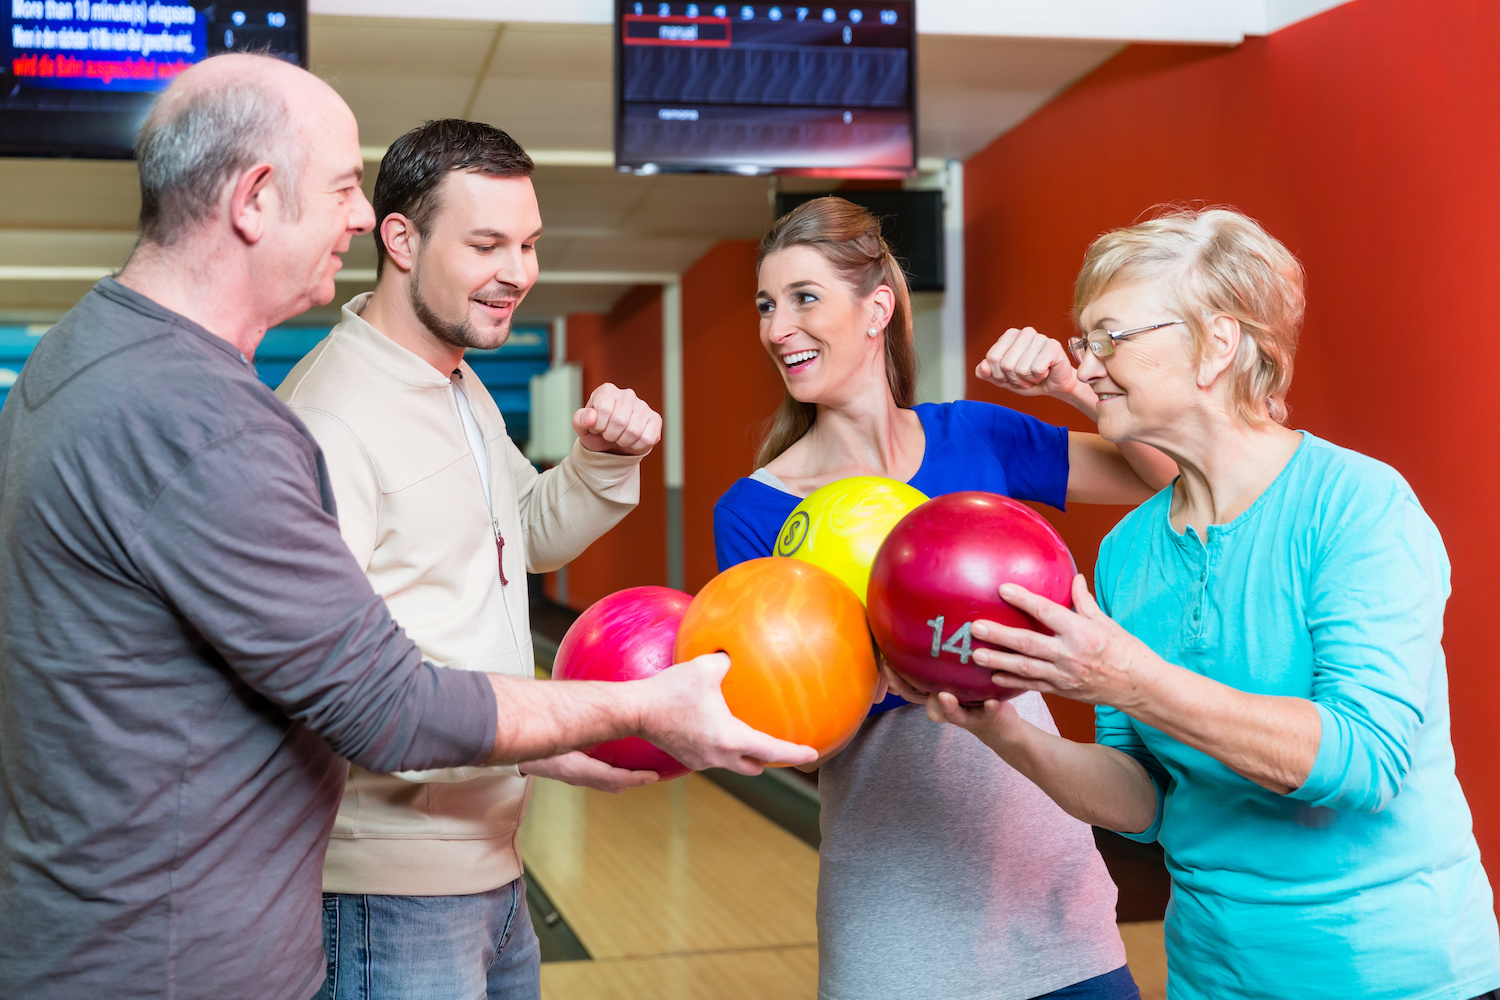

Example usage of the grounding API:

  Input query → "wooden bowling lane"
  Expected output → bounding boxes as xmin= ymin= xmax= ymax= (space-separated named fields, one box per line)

xmin=1119 ymin=922 xmax=1168 ymax=999
xmin=539 ymin=947 xmax=818 ymax=1000
xmin=522 ymin=773 xmax=820 ymax=998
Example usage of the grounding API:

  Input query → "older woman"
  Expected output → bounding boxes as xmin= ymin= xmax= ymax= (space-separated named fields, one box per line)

xmin=905 ymin=207 xmax=1500 ymax=999
xmin=715 ymin=197 xmax=1178 ymax=1000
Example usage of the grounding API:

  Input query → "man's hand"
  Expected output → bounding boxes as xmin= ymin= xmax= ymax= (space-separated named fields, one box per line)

xmin=520 ymin=751 xmax=659 ymax=793
xmin=976 ymin=327 xmax=1083 ymax=400
xmin=633 ymin=653 xmax=818 ymax=774
xmin=573 ymin=383 xmax=662 ymax=456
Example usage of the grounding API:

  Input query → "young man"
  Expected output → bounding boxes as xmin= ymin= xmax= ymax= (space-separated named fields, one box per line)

xmin=276 ymin=120 xmax=660 ymax=999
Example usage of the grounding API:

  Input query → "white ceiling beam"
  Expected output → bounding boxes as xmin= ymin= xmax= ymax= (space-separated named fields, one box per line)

xmin=311 ymin=1 xmax=1361 ymax=44
xmin=358 ymin=144 xmax=949 ymax=174
xmin=0 ymin=267 xmax=111 ymax=281
xmin=359 ymin=147 xmax=616 ymax=167
xmin=311 ymin=0 xmax=1333 ymax=44
xmin=1261 ymin=0 xmax=1354 ymax=33
xmin=312 ymin=0 xmax=1358 ymax=42
xmin=916 ymin=0 xmax=1265 ymax=43
xmin=0 ymin=266 xmax=680 ymax=285
xmin=528 ymin=270 xmax=680 ymax=285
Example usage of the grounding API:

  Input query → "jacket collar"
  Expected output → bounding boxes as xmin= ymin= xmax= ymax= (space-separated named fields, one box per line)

xmin=331 ymin=292 xmax=462 ymax=390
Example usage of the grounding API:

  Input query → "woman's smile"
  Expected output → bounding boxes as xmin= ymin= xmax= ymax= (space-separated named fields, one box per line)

xmin=782 ymin=348 xmax=820 ymax=371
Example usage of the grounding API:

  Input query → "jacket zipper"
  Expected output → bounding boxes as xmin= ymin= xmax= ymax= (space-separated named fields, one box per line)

xmin=453 ymin=377 xmax=522 ymax=652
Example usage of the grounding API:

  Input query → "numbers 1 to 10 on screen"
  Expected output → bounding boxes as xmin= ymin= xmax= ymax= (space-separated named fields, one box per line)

xmin=633 ymin=5 xmax=899 ymax=24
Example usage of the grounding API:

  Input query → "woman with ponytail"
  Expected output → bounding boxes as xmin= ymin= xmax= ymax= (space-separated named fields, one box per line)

xmin=713 ymin=197 xmax=1175 ymax=1000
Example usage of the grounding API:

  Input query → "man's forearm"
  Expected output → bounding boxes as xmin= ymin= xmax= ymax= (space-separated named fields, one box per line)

xmin=483 ymin=674 xmax=645 ymax=764
xmin=485 ymin=653 xmax=819 ymax=776
xmin=518 ymin=451 xmax=641 ymax=572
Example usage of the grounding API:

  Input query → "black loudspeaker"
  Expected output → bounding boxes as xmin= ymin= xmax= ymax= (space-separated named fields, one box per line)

xmin=773 ymin=189 xmax=945 ymax=293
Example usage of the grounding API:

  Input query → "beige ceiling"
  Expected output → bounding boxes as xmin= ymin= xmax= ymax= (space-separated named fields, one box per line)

xmin=0 ymin=17 xmax=1118 ymax=324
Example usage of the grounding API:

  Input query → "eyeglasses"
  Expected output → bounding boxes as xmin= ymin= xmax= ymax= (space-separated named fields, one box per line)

xmin=1067 ymin=320 xmax=1184 ymax=364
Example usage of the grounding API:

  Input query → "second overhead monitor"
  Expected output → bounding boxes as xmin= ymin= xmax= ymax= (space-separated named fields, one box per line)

xmin=615 ymin=3 xmax=917 ymax=178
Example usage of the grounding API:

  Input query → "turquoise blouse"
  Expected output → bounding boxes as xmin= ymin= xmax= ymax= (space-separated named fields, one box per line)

xmin=1095 ymin=432 xmax=1499 ymax=999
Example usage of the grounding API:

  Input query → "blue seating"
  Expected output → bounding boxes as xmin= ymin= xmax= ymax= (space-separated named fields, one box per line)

xmin=0 ymin=322 xmax=551 ymax=445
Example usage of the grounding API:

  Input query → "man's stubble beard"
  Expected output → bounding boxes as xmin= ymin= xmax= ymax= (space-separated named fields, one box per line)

xmin=409 ymin=267 xmax=511 ymax=353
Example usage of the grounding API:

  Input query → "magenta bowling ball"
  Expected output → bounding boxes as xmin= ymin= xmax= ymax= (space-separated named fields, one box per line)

xmin=552 ymin=586 xmax=694 ymax=780
xmin=867 ymin=492 xmax=1077 ymax=703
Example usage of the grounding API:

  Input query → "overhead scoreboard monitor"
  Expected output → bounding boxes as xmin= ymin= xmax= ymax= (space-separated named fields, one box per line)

xmin=0 ymin=1 xmax=306 ymax=158
xmin=615 ymin=2 xmax=916 ymax=177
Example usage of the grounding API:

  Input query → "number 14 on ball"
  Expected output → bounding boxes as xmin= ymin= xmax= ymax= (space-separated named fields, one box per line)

xmin=926 ymin=616 xmax=975 ymax=664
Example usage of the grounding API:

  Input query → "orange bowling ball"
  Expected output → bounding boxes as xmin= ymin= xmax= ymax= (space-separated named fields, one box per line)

xmin=675 ymin=557 xmax=878 ymax=759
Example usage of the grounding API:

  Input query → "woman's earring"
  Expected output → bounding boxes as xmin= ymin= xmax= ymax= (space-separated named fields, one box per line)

xmin=867 ymin=327 xmax=879 ymax=337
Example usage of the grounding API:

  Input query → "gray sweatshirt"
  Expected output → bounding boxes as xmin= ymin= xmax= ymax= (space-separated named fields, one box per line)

xmin=0 ymin=278 xmax=498 ymax=999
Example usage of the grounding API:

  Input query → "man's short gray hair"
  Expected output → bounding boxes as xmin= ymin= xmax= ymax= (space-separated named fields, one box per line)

xmin=135 ymin=68 xmax=304 ymax=246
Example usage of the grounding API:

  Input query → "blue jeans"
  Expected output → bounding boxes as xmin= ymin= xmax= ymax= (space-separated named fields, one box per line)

xmin=314 ymin=877 xmax=540 ymax=1000
xmin=1034 ymin=966 xmax=1141 ymax=1000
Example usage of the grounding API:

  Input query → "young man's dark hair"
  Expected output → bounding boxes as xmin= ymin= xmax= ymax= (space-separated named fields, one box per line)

xmin=372 ymin=119 xmax=534 ymax=276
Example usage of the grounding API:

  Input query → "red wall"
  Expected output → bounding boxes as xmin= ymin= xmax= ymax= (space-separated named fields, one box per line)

xmin=543 ymin=242 xmax=779 ymax=605
xmin=554 ymin=285 xmax=667 ymax=608
xmin=962 ymin=0 xmax=1500 ymax=863
xmin=682 ymin=240 xmax=786 ymax=592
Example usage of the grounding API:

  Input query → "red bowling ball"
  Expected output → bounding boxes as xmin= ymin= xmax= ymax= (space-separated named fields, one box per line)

xmin=867 ymin=492 xmax=1077 ymax=703
xmin=552 ymin=586 xmax=694 ymax=780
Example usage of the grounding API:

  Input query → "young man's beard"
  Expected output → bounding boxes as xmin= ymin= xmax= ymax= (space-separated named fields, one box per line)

xmin=409 ymin=268 xmax=510 ymax=352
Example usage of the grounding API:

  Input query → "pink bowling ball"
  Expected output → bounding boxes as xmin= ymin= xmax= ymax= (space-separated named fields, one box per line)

xmin=551 ymin=586 xmax=694 ymax=780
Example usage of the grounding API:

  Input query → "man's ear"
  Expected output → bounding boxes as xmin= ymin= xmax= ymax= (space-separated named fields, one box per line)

xmin=380 ymin=214 xmax=420 ymax=273
xmin=227 ymin=163 xmax=276 ymax=245
xmin=1196 ymin=314 xmax=1242 ymax=389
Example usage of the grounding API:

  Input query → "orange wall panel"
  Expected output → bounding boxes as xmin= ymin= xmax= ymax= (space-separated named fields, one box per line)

xmin=558 ymin=287 xmax=667 ymax=608
xmin=681 ymin=240 xmax=786 ymax=592
xmin=961 ymin=0 xmax=1500 ymax=867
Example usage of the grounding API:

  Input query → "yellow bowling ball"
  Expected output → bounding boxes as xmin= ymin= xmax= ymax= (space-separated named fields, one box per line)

xmin=774 ymin=476 xmax=929 ymax=604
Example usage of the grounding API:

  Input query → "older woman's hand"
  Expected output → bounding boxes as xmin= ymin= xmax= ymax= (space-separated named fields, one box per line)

xmin=970 ymin=574 xmax=1160 ymax=709
xmin=885 ymin=642 xmax=1163 ymax=835
xmin=883 ymin=659 xmax=1037 ymax=750
xmin=879 ymin=658 xmax=928 ymax=705
xmin=924 ymin=692 xmax=1031 ymax=745
xmin=966 ymin=574 xmax=1322 ymax=798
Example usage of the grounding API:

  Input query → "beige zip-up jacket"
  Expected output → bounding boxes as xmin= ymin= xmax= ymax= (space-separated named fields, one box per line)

xmin=275 ymin=294 xmax=642 ymax=896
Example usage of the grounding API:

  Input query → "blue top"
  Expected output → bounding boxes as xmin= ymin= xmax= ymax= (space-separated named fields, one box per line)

xmin=715 ymin=399 xmax=1070 ymax=714
xmin=1095 ymin=432 xmax=1500 ymax=1000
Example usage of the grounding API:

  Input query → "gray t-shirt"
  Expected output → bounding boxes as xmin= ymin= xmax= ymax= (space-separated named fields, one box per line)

xmin=818 ymin=694 xmax=1128 ymax=1000
xmin=0 ymin=279 xmax=498 ymax=999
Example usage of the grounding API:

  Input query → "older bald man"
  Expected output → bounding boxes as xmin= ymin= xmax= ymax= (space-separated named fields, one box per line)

xmin=0 ymin=54 xmax=813 ymax=1000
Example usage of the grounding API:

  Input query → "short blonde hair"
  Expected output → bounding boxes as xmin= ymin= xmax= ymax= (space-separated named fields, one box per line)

xmin=1073 ymin=207 xmax=1305 ymax=425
